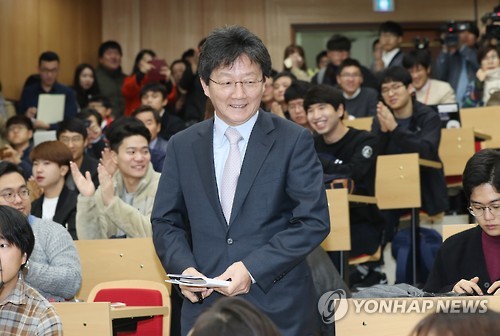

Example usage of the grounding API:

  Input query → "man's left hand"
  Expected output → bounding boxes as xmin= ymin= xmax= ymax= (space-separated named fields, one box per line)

xmin=215 ymin=261 xmax=251 ymax=297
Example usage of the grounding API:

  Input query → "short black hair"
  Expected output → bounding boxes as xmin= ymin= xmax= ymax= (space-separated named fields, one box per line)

xmin=403 ymin=49 xmax=432 ymax=70
xmin=132 ymin=105 xmax=161 ymax=125
xmin=315 ymin=50 xmax=327 ymax=67
xmin=77 ymin=108 xmax=103 ymax=126
xmin=106 ymin=117 xmax=151 ymax=152
xmin=181 ymin=49 xmax=195 ymax=62
xmin=140 ymin=82 xmax=169 ymax=100
xmin=39 ymin=51 xmax=60 ymax=65
xmin=462 ymin=149 xmax=500 ymax=201
xmin=303 ymin=84 xmax=345 ymax=113
xmin=379 ymin=66 xmax=412 ymax=88
xmin=6 ymin=115 xmax=34 ymax=131
xmin=326 ymin=35 xmax=351 ymax=52
xmin=379 ymin=21 xmax=404 ymax=37
xmin=0 ymin=205 xmax=35 ymax=265
xmin=56 ymin=117 xmax=88 ymax=140
xmin=98 ymin=40 xmax=123 ymax=58
xmin=198 ymin=25 xmax=272 ymax=84
xmin=338 ymin=58 xmax=363 ymax=76
xmin=0 ymin=161 xmax=24 ymax=179
xmin=89 ymin=94 xmax=112 ymax=109
xmin=284 ymin=80 xmax=312 ymax=103
xmin=273 ymin=72 xmax=296 ymax=82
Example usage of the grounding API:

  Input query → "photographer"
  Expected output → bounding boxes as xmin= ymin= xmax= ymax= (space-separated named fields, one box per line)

xmin=433 ymin=21 xmax=479 ymax=105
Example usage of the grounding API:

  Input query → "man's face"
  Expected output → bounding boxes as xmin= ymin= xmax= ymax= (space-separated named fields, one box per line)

xmin=39 ymin=60 xmax=59 ymax=88
xmin=469 ymin=183 xmax=500 ymax=237
xmin=379 ymin=32 xmax=402 ymax=52
xmin=141 ymin=91 xmax=167 ymax=111
xmin=201 ymin=54 xmax=265 ymax=126
xmin=381 ymin=81 xmax=411 ymax=111
xmin=327 ymin=50 xmax=349 ymax=66
xmin=58 ymin=131 xmax=87 ymax=162
xmin=7 ymin=124 xmax=32 ymax=147
xmin=318 ymin=55 xmax=330 ymax=69
xmin=32 ymin=160 xmax=67 ymax=190
xmin=288 ymin=98 xmax=308 ymax=127
xmin=307 ymin=102 xmax=344 ymax=138
xmin=337 ymin=66 xmax=363 ymax=96
xmin=112 ymin=135 xmax=151 ymax=180
xmin=99 ymin=48 xmax=122 ymax=71
xmin=135 ymin=111 xmax=160 ymax=141
xmin=86 ymin=115 xmax=102 ymax=143
xmin=272 ymin=76 xmax=292 ymax=103
xmin=409 ymin=65 xmax=430 ymax=91
xmin=0 ymin=172 xmax=31 ymax=216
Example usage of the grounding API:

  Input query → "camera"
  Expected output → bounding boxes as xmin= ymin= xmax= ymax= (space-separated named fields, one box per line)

xmin=440 ymin=21 xmax=471 ymax=47
xmin=482 ymin=6 xmax=500 ymax=40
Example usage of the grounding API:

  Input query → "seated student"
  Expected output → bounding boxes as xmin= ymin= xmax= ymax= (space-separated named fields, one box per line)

xmin=0 ymin=162 xmax=81 ymax=301
xmin=76 ymin=108 xmax=107 ymax=160
xmin=189 ymin=297 xmax=281 ymax=336
xmin=57 ymin=118 xmax=99 ymax=191
xmin=336 ymin=58 xmax=378 ymax=118
xmin=88 ymin=95 xmax=114 ymax=133
xmin=140 ymin=82 xmax=185 ymax=140
xmin=284 ymin=80 xmax=312 ymax=132
xmin=1 ymin=116 xmax=34 ymax=179
xmin=304 ymin=84 xmax=386 ymax=288
xmin=71 ymin=118 xmax=160 ymax=239
xmin=0 ymin=206 xmax=63 ymax=335
xmin=402 ymin=49 xmax=456 ymax=105
xmin=372 ymin=66 xmax=448 ymax=243
xmin=132 ymin=106 xmax=168 ymax=172
xmin=424 ymin=149 xmax=500 ymax=295
xmin=30 ymin=141 xmax=78 ymax=239
xmin=270 ymin=72 xmax=295 ymax=118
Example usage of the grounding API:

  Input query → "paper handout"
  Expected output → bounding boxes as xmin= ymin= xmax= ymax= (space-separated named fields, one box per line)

xmin=166 ymin=274 xmax=230 ymax=288
xmin=37 ymin=94 xmax=65 ymax=124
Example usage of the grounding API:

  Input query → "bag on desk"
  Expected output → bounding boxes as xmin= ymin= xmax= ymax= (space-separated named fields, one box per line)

xmin=392 ymin=227 xmax=442 ymax=285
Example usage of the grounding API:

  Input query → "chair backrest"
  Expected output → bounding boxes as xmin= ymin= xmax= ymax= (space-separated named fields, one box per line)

xmin=439 ymin=127 xmax=476 ymax=176
xmin=375 ymin=153 xmax=421 ymax=210
xmin=74 ymin=238 xmax=167 ymax=300
xmin=52 ymin=302 xmax=113 ymax=335
xmin=344 ymin=117 xmax=373 ymax=132
xmin=88 ymin=280 xmax=170 ymax=336
xmin=460 ymin=106 xmax=500 ymax=149
xmin=321 ymin=188 xmax=351 ymax=252
xmin=442 ymin=224 xmax=478 ymax=241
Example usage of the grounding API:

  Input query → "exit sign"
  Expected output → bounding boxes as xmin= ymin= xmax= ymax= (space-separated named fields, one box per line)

xmin=374 ymin=0 xmax=394 ymax=12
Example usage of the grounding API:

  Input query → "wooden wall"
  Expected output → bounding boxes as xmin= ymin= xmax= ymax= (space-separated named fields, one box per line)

xmin=0 ymin=0 xmax=498 ymax=100
xmin=0 ymin=0 xmax=102 ymax=100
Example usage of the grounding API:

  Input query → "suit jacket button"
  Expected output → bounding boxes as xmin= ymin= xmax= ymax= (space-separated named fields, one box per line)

xmin=484 ymin=282 xmax=490 ymax=288
xmin=227 ymin=238 xmax=233 ymax=245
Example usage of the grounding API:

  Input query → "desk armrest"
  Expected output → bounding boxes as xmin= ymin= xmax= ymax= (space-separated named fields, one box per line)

xmin=348 ymin=194 xmax=377 ymax=204
xmin=419 ymin=159 xmax=442 ymax=169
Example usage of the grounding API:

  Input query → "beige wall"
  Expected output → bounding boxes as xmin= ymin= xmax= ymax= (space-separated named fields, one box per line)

xmin=0 ymin=0 xmax=498 ymax=100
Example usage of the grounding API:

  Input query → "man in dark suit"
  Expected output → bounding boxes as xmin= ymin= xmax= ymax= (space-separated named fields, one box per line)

xmin=151 ymin=26 xmax=330 ymax=336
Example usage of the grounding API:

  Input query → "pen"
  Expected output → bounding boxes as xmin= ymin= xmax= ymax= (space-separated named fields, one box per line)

xmin=194 ymin=292 xmax=204 ymax=304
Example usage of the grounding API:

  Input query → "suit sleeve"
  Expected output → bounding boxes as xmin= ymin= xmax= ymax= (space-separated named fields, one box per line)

xmin=241 ymin=129 xmax=330 ymax=293
xmin=151 ymin=137 xmax=197 ymax=274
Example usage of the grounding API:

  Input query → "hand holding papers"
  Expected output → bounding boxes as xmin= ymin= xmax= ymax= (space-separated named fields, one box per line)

xmin=167 ymin=274 xmax=230 ymax=288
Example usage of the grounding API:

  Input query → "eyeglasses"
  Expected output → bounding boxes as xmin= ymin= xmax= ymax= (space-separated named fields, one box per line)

xmin=0 ymin=188 xmax=30 ymax=203
xmin=468 ymin=202 xmax=500 ymax=217
xmin=209 ymin=78 xmax=264 ymax=91
xmin=381 ymin=83 xmax=405 ymax=95
xmin=60 ymin=136 xmax=84 ymax=144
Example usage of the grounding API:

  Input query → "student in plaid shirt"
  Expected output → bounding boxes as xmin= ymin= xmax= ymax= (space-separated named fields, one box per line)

xmin=0 ymin=206 xmax=62 ymax=335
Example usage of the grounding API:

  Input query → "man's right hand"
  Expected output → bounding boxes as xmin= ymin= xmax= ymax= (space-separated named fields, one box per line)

xmin=180 ymin=267 xmax=214 ymax=303
xmin=453 ymin=276 xmax=483 ymax=295
xmin=25 ymin=107 xmax=37 ymax=119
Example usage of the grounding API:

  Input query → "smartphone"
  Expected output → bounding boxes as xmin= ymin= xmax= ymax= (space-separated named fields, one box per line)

xmin=148 ymin=59 xmax=167 ymax=82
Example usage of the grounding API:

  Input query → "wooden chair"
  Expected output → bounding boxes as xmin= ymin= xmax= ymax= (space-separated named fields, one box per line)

xmin=460 ymin=106 xmax=500 ymax=149
xmin=74 ymin=238 xmax=168 ymax=300
xmin=442 ymin=224 xmax=477 ymax=241
xmin=53 ymin=302 xmax=113 ymax=335
xmin=87 ymin=280 xmax=171 ymax=336
xmin=439 ymin=127 xmax=475 ymax=178
xmin=344 ymin=117 xmax=373 ymax=132
xmin=321 ymin=188 xmax=351 ymax=282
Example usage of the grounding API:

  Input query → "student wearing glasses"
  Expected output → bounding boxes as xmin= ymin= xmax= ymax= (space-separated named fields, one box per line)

xmin=372 ymin=66 xmax=448 ymax=244
xmin=424 ymin=149 xmax=500 ymax=295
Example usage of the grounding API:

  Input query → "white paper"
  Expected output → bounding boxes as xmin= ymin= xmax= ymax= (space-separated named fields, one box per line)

xmin=166 ymin=274 xmax=230 ymax=288
xmin=37 ymin=94 xmax=65 ymax=124
xmin=33 ymin=130 xmax=56 ymax=146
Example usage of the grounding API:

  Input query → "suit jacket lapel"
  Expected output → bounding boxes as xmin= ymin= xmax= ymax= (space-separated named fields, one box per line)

xmin=229 ymin=111 xmax=276 ymax=225
xmin=192 ymin=120 xmax=227 ymax=227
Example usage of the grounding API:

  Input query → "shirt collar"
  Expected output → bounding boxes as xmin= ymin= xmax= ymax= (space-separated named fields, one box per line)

xmin=213 ymin=111 xmax=259 ymax=145
xmin=0 ymin=276 xmax=26 ymax=306
xmin=382 ymin=48 xmax=400 ymax=67
xmin=343 ymin=88 xmax=361 ymax=100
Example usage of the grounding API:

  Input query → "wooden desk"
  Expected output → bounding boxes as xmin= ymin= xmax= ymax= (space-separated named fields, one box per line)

xmin=335 ymin=296 xmax=500 ymax=336
xmin=53 ymin=302 xmax=169 ymax=335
